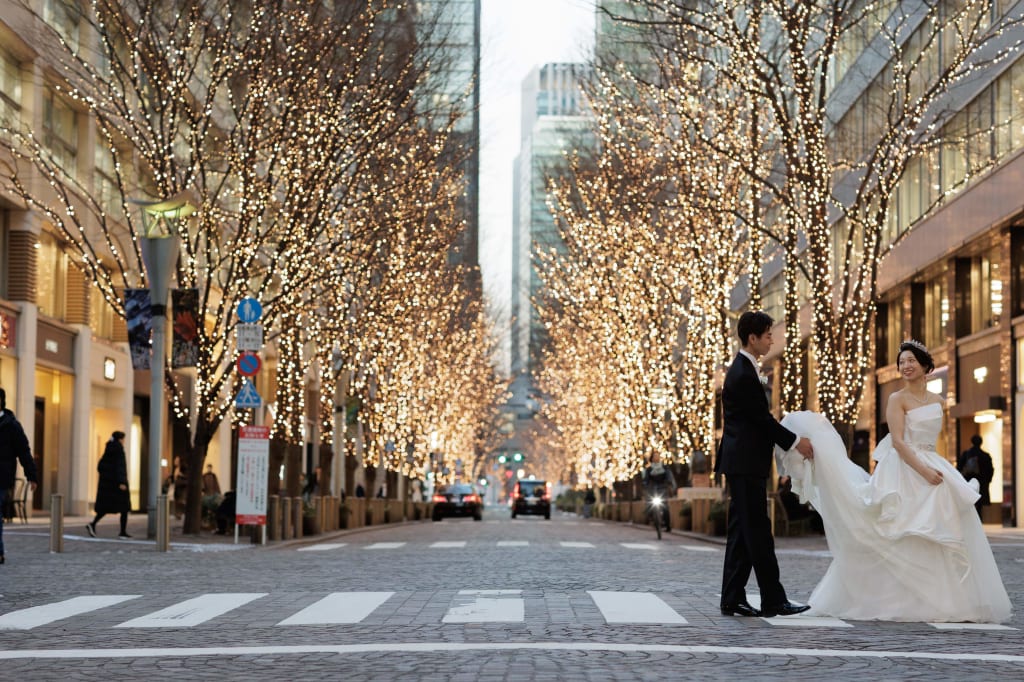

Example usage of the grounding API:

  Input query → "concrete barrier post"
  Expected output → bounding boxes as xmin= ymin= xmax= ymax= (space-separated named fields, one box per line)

xmin=49 ymin=494 xmax=64 ymax=553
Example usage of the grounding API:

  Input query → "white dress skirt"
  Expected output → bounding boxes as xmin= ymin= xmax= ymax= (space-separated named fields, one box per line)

xmin=776 ymin=405 xmax=1011 ymax=623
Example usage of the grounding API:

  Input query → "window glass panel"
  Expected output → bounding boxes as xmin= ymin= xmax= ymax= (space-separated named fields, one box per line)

xmin=43 ymin=89 xmax=78 ymax=176
xmin=0 ymin=46 xmax=21 ymax=126
xmin=37 ymin=231 xmax=68 ymax=320
xmin=90 ymin=284 xmax=115 ymax=340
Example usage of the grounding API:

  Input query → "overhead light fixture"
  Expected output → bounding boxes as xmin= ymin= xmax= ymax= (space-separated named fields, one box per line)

xmin=973 ymin=367 xmax=988 ymax=383
xmin=103 ymin=357 xmax=116 ymax=381
xmin=974 ymin=412 xmax=997 ymax=424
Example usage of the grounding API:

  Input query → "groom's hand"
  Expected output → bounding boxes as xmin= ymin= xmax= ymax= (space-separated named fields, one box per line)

xmin=795 ymin=437 xmax=814 ymax=460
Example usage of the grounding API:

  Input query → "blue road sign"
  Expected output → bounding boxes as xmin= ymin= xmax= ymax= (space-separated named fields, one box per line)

xmin=237 ymin=297 xmax=263 ymax=323
xmin=235 ymin=379 xmax=262 ymax=409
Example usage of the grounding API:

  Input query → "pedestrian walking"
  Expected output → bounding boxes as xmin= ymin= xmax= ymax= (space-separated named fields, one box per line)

xmin=202 ymin=463 xmax=222 ymax=496
xmin=957 ymin=435 xmax=994 ymax=519
xmin=86 ymin=431 xmax=132 ymax=539
xmin=0 ymin=387 xmax=38 ymax=564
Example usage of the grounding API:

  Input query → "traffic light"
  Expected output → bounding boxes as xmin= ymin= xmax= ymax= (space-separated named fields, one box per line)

xmin=512 ymin=452 xmax=523 ymax=462
xmin=497 ymin=454 xmax=507 ymax=464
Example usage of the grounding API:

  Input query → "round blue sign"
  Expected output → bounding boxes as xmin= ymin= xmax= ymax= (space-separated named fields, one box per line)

xmin=237 ymin=297 xmax=262 ymax=323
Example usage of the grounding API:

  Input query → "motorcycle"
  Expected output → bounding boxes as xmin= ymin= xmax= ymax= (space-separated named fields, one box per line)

xmin=647 ymin=494 xmax=668 ymax=540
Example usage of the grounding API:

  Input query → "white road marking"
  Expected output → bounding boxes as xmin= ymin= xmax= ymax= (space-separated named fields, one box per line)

xmin=364 ymin=542 xmax=406 ymax=549
xmin=620 ymin=543 xmax=658 ymax=550
xmin=277 ymin=592 xmax=394 ymax=625
xmin=560 ymin=541 xmax=594 ymax=548
xmin=744 ymin=595 xmax=846 ymax=627
xmin=443 ymin=590 xmax=524 ymax=623
xmin=430 ymin=541 xmax=466 ymax=548
xmin=929 ymin=622 xmax=1017 ymax=631
xmin=496 ymin=541 xmax=529 ymax=546
xmin=3 ymin=642 xmax=1024 ymax=662
xmin=679 ymin=545 xmax=720 ymax=553
xmin=115 ymin=594 xmax=266 ymax=628
xmin=0 ymin=596 xmax=140 ymax=630
xmin=588 ymin=591 xmax=687 ymax=624
xmin=297 ymin=543 xmax=347 ymax=552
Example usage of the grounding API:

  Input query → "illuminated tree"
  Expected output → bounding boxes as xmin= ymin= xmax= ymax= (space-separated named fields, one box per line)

xmin=615 ymin=0 xmax=1024 ymax=436
xmin=536 ymin=61 xmax=758 ymax=487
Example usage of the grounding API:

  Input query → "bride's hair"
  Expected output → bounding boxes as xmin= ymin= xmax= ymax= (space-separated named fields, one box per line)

xmin=898 ymin=340 xmax=935 ymax=373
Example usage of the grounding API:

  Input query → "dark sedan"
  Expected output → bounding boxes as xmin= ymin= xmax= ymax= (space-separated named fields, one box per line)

xmin=431 ymin=483 xmax=483 ymax=521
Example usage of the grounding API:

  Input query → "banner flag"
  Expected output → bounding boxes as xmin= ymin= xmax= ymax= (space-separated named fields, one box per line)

xmin=171 ymin=288 xmax=199 ymax=369
xmin=124 ymin=288 xmax=152 ymax=370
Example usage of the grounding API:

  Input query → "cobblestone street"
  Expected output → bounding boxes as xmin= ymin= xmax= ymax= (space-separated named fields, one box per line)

xmin=1 ymin=510 xmax=1022 ymax=680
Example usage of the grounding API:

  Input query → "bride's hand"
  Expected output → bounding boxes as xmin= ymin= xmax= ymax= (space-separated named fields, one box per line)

xmin=921 ymin=467 xmax=944 ymax=486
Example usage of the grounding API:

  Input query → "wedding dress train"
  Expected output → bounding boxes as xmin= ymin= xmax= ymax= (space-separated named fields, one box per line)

xmin=777 ymin=405 xmax=1011 ymax=623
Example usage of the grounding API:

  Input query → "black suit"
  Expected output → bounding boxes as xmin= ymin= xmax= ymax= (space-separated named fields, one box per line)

xmin=716 ymin=352 xmax=798 ymax=609
xmin=957 ymin=445 xmax=994 ymax=517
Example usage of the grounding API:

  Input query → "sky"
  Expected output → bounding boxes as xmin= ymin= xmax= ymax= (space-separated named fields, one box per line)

xmin=478 ymin=0 xmax=595 ymax=371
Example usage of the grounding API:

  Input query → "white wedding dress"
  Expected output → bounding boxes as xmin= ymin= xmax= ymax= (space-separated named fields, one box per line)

xmin=777 ymin=405 xmax=1012 ymax=623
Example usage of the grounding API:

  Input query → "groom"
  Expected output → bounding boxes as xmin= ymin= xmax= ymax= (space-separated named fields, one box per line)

xmin=715 ymin=311 xmax=813 ymax=618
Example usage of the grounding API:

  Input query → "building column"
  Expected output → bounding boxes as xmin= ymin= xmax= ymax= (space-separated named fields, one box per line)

xmin=9 ymin=216 xmax=38 ymax=447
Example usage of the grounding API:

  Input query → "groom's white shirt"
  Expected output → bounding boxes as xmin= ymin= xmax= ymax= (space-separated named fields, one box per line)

xmin=738 ymin=349 xmax=759 ymax=373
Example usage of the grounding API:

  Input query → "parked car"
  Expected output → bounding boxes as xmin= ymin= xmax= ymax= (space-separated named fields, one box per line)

xmin=431 ymin=483 xmax=483 ymax=521
xmin=511 ymin=479 xmax=551 ymax=519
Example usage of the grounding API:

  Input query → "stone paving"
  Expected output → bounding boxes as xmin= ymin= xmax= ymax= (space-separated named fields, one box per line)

xmin=0 ymin=508 xmax=1022 ymax=680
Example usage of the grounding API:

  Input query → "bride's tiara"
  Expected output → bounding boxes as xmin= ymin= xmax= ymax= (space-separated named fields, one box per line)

xmin=901 ymin=338 xmax=928 ymax=353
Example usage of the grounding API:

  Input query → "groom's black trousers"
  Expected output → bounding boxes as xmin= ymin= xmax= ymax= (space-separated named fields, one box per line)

xmin=721 ymin=474 xmax=788 ymax=608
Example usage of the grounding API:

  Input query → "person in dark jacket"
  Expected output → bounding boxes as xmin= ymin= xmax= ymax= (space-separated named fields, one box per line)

xmin=0 ymin=387 xmax=38 ymax=564
xmin=957 ymin=434 xmax=995 ymax=519
xmin=86 ymin=431 xmax=132 ymax=539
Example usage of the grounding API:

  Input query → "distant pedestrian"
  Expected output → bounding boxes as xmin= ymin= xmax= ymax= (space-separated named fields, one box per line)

xmin=214 ymin=491 xmax=236 ymax=535
xmin=355 ymin=483 xmax=366 ymax=498
xmin=202 ymin=463 xmax=222 ymax=496
xmin=173 ymin=457 xmax=188 ymax=519
xmin=0 ymin=388 xmax=38 ymax=565
xmin=958 ymin=435 xmax=994 ymax=519
xmin=87 ymin=431 xmax=132 ymax=539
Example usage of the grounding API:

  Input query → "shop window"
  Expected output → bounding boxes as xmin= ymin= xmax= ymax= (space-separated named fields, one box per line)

xmin=36 ymin=232 xmax=68 ymax=321
xmin=955 ymin=248 xmax=1001 ymax=336
xmin=94 ymin=144 xmax=124 ymax=221
xmin=1011 ymin=227 xmax=1024 ymax=318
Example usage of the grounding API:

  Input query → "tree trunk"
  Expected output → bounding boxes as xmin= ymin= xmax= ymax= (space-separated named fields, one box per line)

xmin=318 ymin=443 xmax=334 ymax=496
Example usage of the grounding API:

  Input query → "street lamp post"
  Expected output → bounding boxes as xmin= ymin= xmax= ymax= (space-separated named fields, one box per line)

xmin=135 ymin=192 xmax=194 ymax=539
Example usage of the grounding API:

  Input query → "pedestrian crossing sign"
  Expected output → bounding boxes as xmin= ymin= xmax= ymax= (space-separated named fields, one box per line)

xmin=235 ymin=379 xmax=262 ymax=409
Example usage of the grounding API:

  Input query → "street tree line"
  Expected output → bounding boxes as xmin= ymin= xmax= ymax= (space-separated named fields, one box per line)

xmin=0 ymin=0 xmax=505 ymax=533
xmin=534 ymin=0 xmax=1022 ymax=488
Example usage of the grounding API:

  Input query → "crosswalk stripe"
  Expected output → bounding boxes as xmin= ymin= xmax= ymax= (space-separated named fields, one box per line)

xmin=560 ymin=541 xmax=594 ymax=548
xmin=443 ymin=590 xmax=524 ymax=623
xmin=277 ymin=592 xmax=394 ymax=625
xmin=364 ymin=542 xmax=406 ymax=549
xmin=496 ymin=541 xmax=529 ymax=547
xmin=620 ymin=543 xmax=659 ymax=550
xmin=297 ymin=543 xmax=347 ymax=552
xmin=430 ymin=541 xmax=467 ymax=548
xmin=680 ymin=545 xmax=720 ymax=553
xmin=929 ymin=622 xmax=1017 ymax=631
xmin=588 ymin=591 xmax=687 ymax=624
xmin=744 ymin=595 xmax=849 ymax=627
xmin=115 ymin=593 xmax=266 ymax=628
xmin=0 ymin=595 xmax=140 ymax=630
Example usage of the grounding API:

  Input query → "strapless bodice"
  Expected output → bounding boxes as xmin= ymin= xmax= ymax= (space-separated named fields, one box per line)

xmin=903 ymin=402 xmax=942 ymax=452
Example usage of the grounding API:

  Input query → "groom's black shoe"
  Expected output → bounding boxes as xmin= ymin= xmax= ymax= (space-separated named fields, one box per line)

xmin=760 ymin=601 xmax=810 ymax=617
xmin=720 ymin=601 xmax=761 ymax=617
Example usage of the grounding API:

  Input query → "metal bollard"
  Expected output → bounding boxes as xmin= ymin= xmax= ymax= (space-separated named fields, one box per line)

xmin=268 ymin=495 xmax=280 ymax=541
xmin=49 ymin=494 xmax=64 ymax=553
xmin=293 ymin=496 xmax=303 ymax=538
xmin=282 ymin=496 xmax=292 ymax=539
xmin=156 ymin=494 xmax=170 ymax=552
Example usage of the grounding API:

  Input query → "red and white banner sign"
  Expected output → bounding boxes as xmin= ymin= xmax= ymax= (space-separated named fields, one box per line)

xmin=236 ymin=425 xmax=269 ymax=526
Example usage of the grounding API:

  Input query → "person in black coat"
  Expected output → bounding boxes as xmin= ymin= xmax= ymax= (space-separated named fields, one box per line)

xmin=957 ymin=434 xmax=995 ymax=519
xmin=715 ymin=311 xmax=814 ymax=618
xmin=86 ymin=431 xmax=132 ymax=539
xmin=0 ymin=387 xmax=38 ymax=564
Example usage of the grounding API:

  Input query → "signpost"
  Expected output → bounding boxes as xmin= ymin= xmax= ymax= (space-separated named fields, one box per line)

xmin=234 ymin=296 xmax=266 ymax=544
xmin=236 ymin=425 xmax=269 ymax=545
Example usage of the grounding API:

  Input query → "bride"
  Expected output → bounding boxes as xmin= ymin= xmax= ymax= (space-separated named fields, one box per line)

xmin=777 ymin=340 xmax=1011 ymax=623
